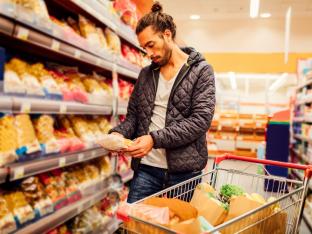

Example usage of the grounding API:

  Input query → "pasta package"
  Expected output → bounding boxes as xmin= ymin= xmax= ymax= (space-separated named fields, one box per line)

xmin=32 ymin=115 xmax=60 ymax=154
xmin=4 ymin=63 xmax=26 ymax=94
xmin=0 ymin=196 xmax=17 ymax=233
xmin=0 ymin=115 xmax=18 ymax=166
xmin=98 ymin=134 xmax=133 ymax=151
xmin=104 ymin=28 xmax=121 ymax=54
xmin=14 ymin=114 xmax=41 ymax=157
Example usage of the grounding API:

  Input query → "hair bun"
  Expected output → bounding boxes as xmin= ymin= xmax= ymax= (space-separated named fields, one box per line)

xmin=151 ymin=2 xmax=163 ymax=13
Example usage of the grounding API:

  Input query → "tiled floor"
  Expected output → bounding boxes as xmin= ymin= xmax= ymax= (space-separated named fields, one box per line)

xmin=206 ymin=157 xmax=311 ymax=234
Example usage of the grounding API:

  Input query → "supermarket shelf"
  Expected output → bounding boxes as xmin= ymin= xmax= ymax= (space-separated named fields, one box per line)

xmin=297 ymin=79 xmax=312 ymax=91
xmin=0 ymin=168 xmax=7 ymax=184
xmin=291 ymin=169 xmax=312 ymax=191
xmin=15 ymin=179 xmax=110 ymax=234
xmin=0 ymin=14 xmax=140 ymax=80
xmin=293 ymin=116 xmax=312 ymax=123
xmin=117 ymin=99 xmax=128 ymax=115
xmin=296 ymin=94 xmax=312 ymax=105
xmin=9 ymin=147 xmax=108 ymax=182
xmin=291 ymin=148 xmax=311 ymax=164
xmin=0 ymin=95 xmax=13 ymax=112
xmin=55 ymin=0 xmax=141 ymax=50
xmin=0 ymin=12 xmax=14 ymax=35
xmin=303 ymin=211 xmax=312 ymax=232
xmin=11 ymin=97 xmax=112 ymax=115
xmin=120 ymin=169 xmax=134 ymax=183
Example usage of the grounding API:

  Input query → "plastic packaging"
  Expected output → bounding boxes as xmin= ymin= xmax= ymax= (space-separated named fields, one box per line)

xmin=0 ymin=197 xmax=17 ymax=233
xmin=98 ymin=134 xmax=133 ymax=151
xmin=0 ymin=115 xmax=18 ymax=166
xmin=104 ymin=28 xmax=121 ymax=54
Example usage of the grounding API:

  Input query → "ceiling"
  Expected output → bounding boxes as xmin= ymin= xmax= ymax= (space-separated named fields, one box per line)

xmin=159 ymin=0 xmax=312 ymax=20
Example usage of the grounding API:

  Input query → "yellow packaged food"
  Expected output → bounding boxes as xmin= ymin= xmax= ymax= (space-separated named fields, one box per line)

xmin=0 ymin=196 xmax=17 ymax=233
xmin=0 ymin=115 xmax=18 ymax=166
xmin=4 ymin=63 xmax=25 ymax=94
xmin=14 ymin=114 xmax=41 ymax=155
xmin=82 ymin=76 xmax=103 ymax=93
xmin=32 ymin=115 xmax=60 ymax=154
xmin=104 ymin=28 xmax=121 ymax=54
xmin=3 ymin=191 xmax=35 ymax=225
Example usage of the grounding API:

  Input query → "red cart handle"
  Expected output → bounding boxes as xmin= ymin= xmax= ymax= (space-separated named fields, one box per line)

xmin=215 ymin=154 xmax=312 ymax=178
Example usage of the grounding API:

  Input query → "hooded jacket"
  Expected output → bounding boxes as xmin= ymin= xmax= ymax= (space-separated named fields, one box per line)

xmin=110 ymin=47 xmax=216 ymax=173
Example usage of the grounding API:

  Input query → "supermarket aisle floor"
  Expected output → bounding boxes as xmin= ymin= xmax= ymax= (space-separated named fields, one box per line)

xmin=206 ymin=158 xmax=310 ymax=234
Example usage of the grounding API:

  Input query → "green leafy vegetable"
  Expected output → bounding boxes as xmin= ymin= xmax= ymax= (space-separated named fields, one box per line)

xmin=220 ymin=184 xmax=244 ymax=203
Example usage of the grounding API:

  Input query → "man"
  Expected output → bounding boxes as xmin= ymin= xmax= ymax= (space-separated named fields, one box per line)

xmin=109 ymin=2 xmax=215 ymax=203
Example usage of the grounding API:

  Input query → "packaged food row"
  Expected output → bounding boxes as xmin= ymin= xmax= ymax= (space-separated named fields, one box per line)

xmin=119 ymin=78 xmax=134 ymax=101
xmin=4 ymin=58 xmax=113 ymax=104
xmin=5 ymin=0 xmax=149 ymax=68
xmin=0 ymin=157 xmax=111 ymax=233
xmin=46 ymin=186 xmax=129 ymax=234
xmin=119 ymin=183 xmax=286 ymax=234
xmin=0 ymin=113 xmax=112 ymax=166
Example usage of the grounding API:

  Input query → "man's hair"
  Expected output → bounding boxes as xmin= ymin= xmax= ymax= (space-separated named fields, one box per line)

xmin=135 ymin=2 xmax=176 ymax=39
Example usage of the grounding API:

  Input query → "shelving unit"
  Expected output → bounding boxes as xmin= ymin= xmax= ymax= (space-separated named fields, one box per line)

xmin=208 ymin=112 xmax=267 ymax=157
xmin=291 ymin=60 xmax=312 ymax=231
xmin=15 ymin=177 xmax=113 ymax=234
xmin=7 ymin=148 xmax=108 ymax=182
xmin=0 ymin=0 xmax=138 ymax=232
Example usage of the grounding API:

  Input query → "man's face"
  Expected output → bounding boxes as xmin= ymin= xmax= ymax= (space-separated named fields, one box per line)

xmin=137 ymin=26 xmax=173 ymax=66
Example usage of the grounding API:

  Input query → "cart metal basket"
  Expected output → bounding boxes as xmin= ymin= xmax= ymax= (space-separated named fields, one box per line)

xmin=119 ymin=154 xmax=312 ymax=234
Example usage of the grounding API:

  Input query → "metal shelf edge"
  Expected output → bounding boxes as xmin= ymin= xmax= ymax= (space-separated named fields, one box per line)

xmin=14 ymin=180 xmax=110 ymax=234
xmin=9 ymin=148 xmax=108 ymax=181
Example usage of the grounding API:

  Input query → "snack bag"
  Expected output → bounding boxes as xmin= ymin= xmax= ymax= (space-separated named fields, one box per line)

xmin=104 ymin=28 xmax=121 ymax=54
xmin=0 ymin=196 xmax=17 ymax=233
xmin=3 ymin=63 xmax=25 ymax=94
xmin=14 ymin=114 xmax=41 ymax=159
xmin=32 ymin=115 xmax=60 ymax=154
xmin=98 ymin=134 xmax=133 ymax=151
xmin=0 ymin=115 xmax=18 ymax=166
xmin=29 ymin=63 xmax=62 ymax=98
xmin=3 ymin=191 xmax=35 ymax=227
xmin=50 ymin=70 xmax=74 ymax=101
xmin=21 ymin=176 xmax=54 ymax=218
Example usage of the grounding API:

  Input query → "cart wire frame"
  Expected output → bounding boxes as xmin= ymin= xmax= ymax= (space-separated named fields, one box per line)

xmin=119 ymin=154 xmax=312 ymax=234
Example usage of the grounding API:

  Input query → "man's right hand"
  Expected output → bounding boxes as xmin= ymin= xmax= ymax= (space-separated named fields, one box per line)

xmin=110 ymin=132 xmax=124 ymax=138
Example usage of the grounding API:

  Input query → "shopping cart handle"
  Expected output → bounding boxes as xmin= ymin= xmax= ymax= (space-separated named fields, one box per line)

xmin=215 ymin=154 xmax=312 ymax=178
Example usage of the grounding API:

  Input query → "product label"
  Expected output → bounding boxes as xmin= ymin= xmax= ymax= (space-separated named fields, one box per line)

xmin=51 ymin=39 xmax=60 ymax=51
xmin=59 ymin=157 xmax=66 ymax=167
xmin=13 ymin=167 xmax=24 ymax=180
xmin=21 ymin=102 xmax=31 ymax=113
xmin=17 ymin=28 xmax=29 ymax=41
xmin=74 ymin=49 xmax=81 ymax=58
xmin=78 ymin=153 xmax=84 ymax=162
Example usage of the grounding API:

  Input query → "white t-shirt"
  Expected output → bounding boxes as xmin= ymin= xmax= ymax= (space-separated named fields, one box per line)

xmin=141 ymin=65 xmax=185 ymax=169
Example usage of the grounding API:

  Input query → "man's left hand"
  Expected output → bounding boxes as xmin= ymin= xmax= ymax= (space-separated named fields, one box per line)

xmin=125 ymin=135 xmax=154 ymax=158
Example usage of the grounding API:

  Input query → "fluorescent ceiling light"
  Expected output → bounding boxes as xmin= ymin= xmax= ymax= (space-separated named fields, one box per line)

xmin=260 ymin=12 xmax=271 ymax=18
xmin=269 ymin=73 xmax=288 ymax=92
xmin=228 ymin=72 xmax=237 ymax=90
xmin=250 ymin=0 xmax=260 ymax=18
xmin=190 ymin=14 xmax=200 ymax=20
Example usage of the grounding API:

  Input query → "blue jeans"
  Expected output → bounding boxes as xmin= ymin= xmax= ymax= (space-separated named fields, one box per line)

xmin=127 ymin=164 xmax=202 ymax=203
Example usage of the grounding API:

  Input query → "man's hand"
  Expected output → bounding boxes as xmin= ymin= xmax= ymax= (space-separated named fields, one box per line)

xmin=125 ymin=135 xmax=154 ymax=158
xmin=110 ymin=132 xmax=124 ymax=138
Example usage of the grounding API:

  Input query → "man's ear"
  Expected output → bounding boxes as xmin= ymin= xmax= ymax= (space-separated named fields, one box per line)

xmin=163 ymin=29 xmax=172 ymax=41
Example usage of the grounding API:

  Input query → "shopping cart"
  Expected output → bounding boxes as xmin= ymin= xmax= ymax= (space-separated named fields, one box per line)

xmin=118 ymin=154 xmax=312 ymax=234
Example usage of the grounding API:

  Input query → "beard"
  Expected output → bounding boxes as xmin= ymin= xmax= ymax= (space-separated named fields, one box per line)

xmin=153 ymin=42 xmax=172 ymax=66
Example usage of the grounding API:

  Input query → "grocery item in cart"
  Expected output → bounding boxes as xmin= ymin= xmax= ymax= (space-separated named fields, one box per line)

xmin=121 ymin=197 xmax=201 ymax=234
xmin=98 ymin=134 xmax=133 ymax=151
xmin=3 ymin=191 xmax=35 ymax=227
xmin=0 ymin=115 xmax=18 ymax=166
xmin=14 ymin=114 xmax=41 ymax=159
xmin=190 ymin=184 xmax=228 ymax=226
xmin=20 ymin=176 xmax=54 ymax=218
xmin=32 ymin=115 xmax=60 ymax=154
xmin=0 ymin=196 xmax=17 ymax=233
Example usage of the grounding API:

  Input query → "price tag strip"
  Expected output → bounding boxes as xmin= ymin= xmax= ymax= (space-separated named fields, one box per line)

xmin=51 ymin=39 xmax=60 ymax=51
xmin=21 ymin=102 xmax=31 ymax=113
xmin=59 ymin=157 xmax=66 ymax=167
xmin=13 ymin=167 xmax=25 ymax=180
xmin=17 ymin=27 xmax=29 ymax=41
